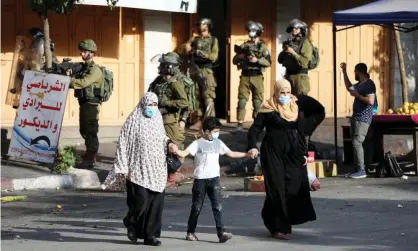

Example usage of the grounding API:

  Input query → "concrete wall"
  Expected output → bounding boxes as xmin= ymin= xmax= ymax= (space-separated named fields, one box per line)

xmin=142 ymin=10 xmax=173 ymax=92
xmin=275 ymin=0 xmax=301 ymax=80
xmin=392 ymin=23 xmax=418 ymax=108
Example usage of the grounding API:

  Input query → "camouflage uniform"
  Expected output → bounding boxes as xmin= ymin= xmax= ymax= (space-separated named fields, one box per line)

xmin=180 ymin=18 xmax=218 ymax=129
xmin=148 ymin=52 xmax=189 ymax=185
xmin=233 ymin=21 xmax=271 ymax=125
xmin=278 ymin=19 xmax=313 ymax=95
xmin=70 ymin=39 xmax=103 ymax=168
xmin=148 ymin=52 xmax=189 ymax=150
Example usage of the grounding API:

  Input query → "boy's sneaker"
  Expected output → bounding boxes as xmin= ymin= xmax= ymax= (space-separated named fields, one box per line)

xmin=186 ymin=232 xmax=199 ymax=241
xmin=218 ymin=232 xmax=233 ymax=243
xmin=350 ymin=170 xmax=367 ymax=179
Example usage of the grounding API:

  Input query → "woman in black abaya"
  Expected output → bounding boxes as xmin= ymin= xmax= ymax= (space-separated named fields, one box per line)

xmin=247 ymin=79 xmax=316 ymax=240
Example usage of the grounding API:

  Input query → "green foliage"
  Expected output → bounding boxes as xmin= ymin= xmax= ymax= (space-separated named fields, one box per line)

xmin=28 ymin=0 xmax=119 ymax=17
xmin=52 ymin=145 xmax=77 ymax=174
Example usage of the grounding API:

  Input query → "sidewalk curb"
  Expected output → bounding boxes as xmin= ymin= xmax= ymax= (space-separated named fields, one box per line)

xmin=1 ymin=163 xmax=196 ymax=191
xmin=2 ymin=175 xmax=73 ymax=191
xmin=1 ymin=167 xmax=103 ymax=191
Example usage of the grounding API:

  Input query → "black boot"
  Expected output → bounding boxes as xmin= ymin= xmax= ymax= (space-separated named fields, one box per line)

xmin=127 ymin=226 xmax=137 ymax=243
xmin=144 ymin=237 xmax=162 ymax=246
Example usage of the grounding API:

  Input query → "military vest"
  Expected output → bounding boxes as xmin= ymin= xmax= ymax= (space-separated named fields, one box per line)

xmin=74 ymin=63 xmax=101 ymax=101
xmin=281 ymin=39 xmax=308 ymax=72
xmin=191 ymin=36 xmax=215 ymax=55
xmin=238 ymin=41 xmax=267 ymax=71
xmin=149 ymin=76 xmax=180 ymax=115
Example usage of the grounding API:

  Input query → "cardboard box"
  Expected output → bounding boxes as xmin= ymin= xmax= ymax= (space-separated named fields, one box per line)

xmin=243 ymin=177 xmax=265 ymax=192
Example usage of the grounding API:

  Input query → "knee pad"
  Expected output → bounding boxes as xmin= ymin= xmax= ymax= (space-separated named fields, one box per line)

xmin=253 ymin=99 xmax=262 ymax=110
xmin=204 ymin=98 xmax=214 ymax=106
xmin=238 ymin=99 xmax=247 ymax=110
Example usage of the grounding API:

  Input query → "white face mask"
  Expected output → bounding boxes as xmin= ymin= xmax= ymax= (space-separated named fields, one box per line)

xmin=208 ymin=131 xmax=220 ymax=141
xmin=249 ymin=31 xmax=257 ymax=38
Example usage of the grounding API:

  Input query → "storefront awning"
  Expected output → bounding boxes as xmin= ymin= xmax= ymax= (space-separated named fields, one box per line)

xmin=79 ymin=0 xmax=197 ymax=13
xmin=333 ymin=0 xmax=418 ymax=26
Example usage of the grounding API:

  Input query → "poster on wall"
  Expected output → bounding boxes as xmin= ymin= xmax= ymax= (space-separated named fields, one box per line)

xmin=8 ymin=71 xmax=70 ymax=164
xmin=80 ymin=0 xmax=197 ymax=13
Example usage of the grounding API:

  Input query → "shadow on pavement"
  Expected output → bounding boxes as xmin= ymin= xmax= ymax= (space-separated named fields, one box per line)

xmin=2 ymin=187 xmax=417 ymax=250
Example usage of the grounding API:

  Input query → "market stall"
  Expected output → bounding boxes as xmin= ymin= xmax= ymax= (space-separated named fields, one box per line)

xmin=332 ymin=0 xmax=418 ymax=174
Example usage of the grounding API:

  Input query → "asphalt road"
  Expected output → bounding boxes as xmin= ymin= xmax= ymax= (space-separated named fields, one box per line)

xmin=2 ymin=177 xmax=418 ymax=251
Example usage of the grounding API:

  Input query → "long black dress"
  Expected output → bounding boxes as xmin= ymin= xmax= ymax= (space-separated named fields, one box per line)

xmin=248 ymin=111 xmax=316 ymax=235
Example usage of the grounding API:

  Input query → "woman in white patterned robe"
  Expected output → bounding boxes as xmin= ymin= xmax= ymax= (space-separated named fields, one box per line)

xmin=103 ymin=92 xmax=177 ymax=246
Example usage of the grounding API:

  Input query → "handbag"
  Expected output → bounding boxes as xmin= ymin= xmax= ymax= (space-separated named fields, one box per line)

xmin=166 ymin=142 xmax=182 ymax=174
xmin=307 ymin=167 xmax=320 ymax=191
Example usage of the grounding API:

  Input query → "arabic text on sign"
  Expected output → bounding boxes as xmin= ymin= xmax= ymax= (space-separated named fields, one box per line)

xmin=26 ymin=80 xmax=66 ymax=93
xmin=17 ymin=117 xmax=59 ymax=133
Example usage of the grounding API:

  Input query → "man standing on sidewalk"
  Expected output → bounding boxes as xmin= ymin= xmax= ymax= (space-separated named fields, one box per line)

xmin=67 ymin=39 xmax=103 ymax=169
xmin=278 ymin=19 xmax=316 ymax=95
xmin=233 ymin=21 xmax=271 ymax=133
xmin=340 ymin=62 xmax=376 ymax=179
xmin=148 ymin=52 xmax=189 ymax=185
xmin=182 ymin=18 xmax=219 ymax=130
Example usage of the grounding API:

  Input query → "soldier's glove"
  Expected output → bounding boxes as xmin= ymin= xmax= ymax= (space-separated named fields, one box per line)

xmin=197 ymin=50 xmax=209 ymax=58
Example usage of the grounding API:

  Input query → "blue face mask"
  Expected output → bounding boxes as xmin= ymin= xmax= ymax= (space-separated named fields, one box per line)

xmin=249 ymin=31 xmax=257 ymax=38
xmin=278 ymin=95 xmax=291 ymax=105
xmin=144 ymin=106 xmax=158 ymax=118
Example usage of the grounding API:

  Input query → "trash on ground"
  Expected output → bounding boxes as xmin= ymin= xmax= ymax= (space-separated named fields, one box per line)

xmin=1 ymin=196 xmax=27 ymax=203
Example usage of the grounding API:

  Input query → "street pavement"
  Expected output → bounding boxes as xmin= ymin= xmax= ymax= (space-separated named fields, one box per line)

xmin=2 ymin=177 xmax=418 ymax=251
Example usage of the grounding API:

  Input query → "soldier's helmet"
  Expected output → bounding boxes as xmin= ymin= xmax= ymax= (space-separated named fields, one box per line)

xmin=256 ymin=22 xmax=264 ymax=35
xmin=159 ymin=52 xmax=181 ymax=65
xmin=78 ymin=39 xmax=97 ymax=52
xmin=196 ymin=18 xmax=213 ymax=30
xmin=158 ymin=52 xmax=181 ymax=75
xmin=246 ymin=21 xmax=260 ymax=32
xmin=28 ymin=27 xmax=44 ymax=39
xmin=286 ymin=19 xmax=308 ymax=35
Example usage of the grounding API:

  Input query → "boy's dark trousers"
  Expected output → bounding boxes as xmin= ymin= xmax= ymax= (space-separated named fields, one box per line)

xmin=187 ymin=177 xmax=225 ymax=235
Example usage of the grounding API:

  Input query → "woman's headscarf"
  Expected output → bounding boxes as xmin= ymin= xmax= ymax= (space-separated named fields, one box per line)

xmin=258 ymin=79 xmax=299 ymax=122
xmin=103 ymin=92 xmax=169 ymax=193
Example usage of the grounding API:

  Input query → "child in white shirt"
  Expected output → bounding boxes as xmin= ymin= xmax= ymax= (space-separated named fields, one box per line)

xmin=175 ymin=116 xmax=251 ymax=243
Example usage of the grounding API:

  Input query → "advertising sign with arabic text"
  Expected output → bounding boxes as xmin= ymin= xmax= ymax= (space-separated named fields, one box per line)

xmin=8 ymin=71 xmax=70 ymax=164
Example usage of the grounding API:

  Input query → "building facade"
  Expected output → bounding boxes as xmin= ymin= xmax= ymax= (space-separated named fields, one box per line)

xmin=1 ymin=0 xmax=416 ymax=128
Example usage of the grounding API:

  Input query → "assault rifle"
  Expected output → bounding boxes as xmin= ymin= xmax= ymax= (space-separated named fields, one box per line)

xmin=234 ymin=44 xmax=259 ymax=58
xmin=52 ymin=58 xmax=84 ymax=78
xmin=282 ymin=38 xmax=293 ymax=49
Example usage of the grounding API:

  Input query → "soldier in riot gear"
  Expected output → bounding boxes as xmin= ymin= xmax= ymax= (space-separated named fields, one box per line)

xmin=278 ymin=19 xmax=314 ymax=95
xmin=148 ymin=52 xmax=189 ymax=185
xmin=11 ymin=28 xmax=59 ymax=105
xmin=20 ymin=28 xmax=59 ymax=74
xmin=66 ymin=39 xmax=103 ymax=169
xmin=27 ymin=28 xmax=59 ymax=68
xmin=180 ymin=17 xmax=219 ymax=130
xmin=233 ymin=21 xmax=271 ymax=132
